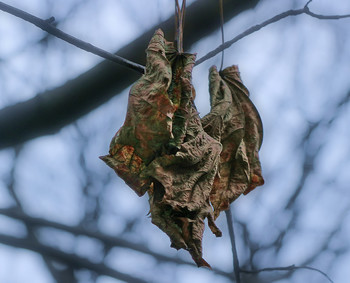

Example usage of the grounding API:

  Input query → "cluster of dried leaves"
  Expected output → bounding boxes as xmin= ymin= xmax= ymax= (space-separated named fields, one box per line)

xmin=100 ymin=29 xmax=264 ymax=268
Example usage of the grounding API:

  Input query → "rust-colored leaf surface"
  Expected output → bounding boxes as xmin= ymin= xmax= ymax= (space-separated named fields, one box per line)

xmin=101 ymin=29 xmax=264 ymax=267
xmin=145 ymin=104 xmax=222 ymax=267
xmin=100 ymin=29 xmax=175 ymax=196
xmin=202 ymin=65 xmax=264 ymax=219
xmin=144 ymin=45 xmax=222 ymax=268
xmin=100 ymin=29 xmax=222 ymax=267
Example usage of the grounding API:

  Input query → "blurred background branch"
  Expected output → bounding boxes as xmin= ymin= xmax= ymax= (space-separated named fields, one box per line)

xmin=195 ymin=2 xmax=350 ymax=64
xmin=0 ymin=0 xmax=260 ymax=149
xmin=0 ymin=232 xmax=149 ymax=283
xmin=0 ymin=207 xmax=196 ymax=266
xmin=1 ymin=0 xmax=350 ymax=282
xmin=241 ymin=265 xmax=334 ymax=283
xmin=0 ymin=1 xmax=145 ymax=74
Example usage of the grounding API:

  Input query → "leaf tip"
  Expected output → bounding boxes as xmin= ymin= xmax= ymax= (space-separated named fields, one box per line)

xmin=194 ymin=258 xmax=212 ymax=269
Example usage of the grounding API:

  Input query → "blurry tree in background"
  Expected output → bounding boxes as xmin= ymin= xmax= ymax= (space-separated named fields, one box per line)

xmin=1 ymin=0 xmax=350 ymax=282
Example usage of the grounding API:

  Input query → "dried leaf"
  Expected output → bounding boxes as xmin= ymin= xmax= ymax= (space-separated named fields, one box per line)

xmin=101 ymin=29 xmax=222 ymax=267
xmin=144 ymin=54 xmax=222 ymax=268
xmin=100 ymin=29 xmax=175 ymax=196
xmin=220 ymin=66 xmax=264 ymax=193
xmin=202 ymin=65 xmax=264 ymax=219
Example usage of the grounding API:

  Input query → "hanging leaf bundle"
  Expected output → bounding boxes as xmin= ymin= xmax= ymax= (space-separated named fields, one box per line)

xmin=100 ymin=29 xmax=264 ymax=267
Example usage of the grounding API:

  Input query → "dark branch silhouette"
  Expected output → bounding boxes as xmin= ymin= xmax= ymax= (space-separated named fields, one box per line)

xmin=1 ymin=1 xmax=349 ymax=75
xmin=0 ymin=207 xmax=192 ymax=266
xmin=0 ymin=0 xmax=260 ymax=149
xmin=240 ymin=265 xmax=334 ymax=283
xmin=0 ymin=1 xmax=347 ymax=281
xmin=0 ymin=1 xmax=349 ymax=149
xmin=0 ymin=232 xmax=149 ymax=283
xmin=0 ymin=207 xmax=232 ymax=278
xmin=225 ymin=208 xmax=241 ymax=283
xmin=0 ymin=1 xmax=145 ymax=74
xmin=195 ymin=2 xmax=350 ymax=65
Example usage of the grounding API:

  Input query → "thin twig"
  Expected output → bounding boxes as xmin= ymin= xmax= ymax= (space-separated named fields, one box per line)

xmin=219 ymin=0 xmax=225 ymax=71
xmin=0 ymin=1 xmax=145 ymax=74
xmin=5 ymin=148 xmax=76 ymax=282
xmin=240 ymin=264 xmax=334 ymax=283
xmin=196 ymin=4 xmax=350 ymax=65
xmin=1 ymin=1 xmax=349 ymax=72
xmin=0 ymin=0 xmax=262 ymax=150
xmin=305 ymin=9 xmax=350 ymax=20
xmin=224 ymin=204 xmax=334 ymax=283
xmin=304 ymin=0 xmax=313 ymax=8
xmin=225 ymin=207 xmax=241 ymax=283
xmin=174 ymin=0 xmax=186 ymax=53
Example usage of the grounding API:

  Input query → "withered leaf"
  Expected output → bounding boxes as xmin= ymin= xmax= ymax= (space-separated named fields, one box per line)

xmin=144 ymin=52 xmax=222 ymax=268
xmin=221 ymin=66 xmax=264 ymax=193
xmin=202 ymin=65 xmax=264 ymax=219
xmin=100 ymin=29 xmax=175 ymax=196
xmin=101 ymin=29 xmax=222 ymax=267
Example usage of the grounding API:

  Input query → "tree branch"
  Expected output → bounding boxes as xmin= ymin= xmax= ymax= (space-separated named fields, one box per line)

xmin=0 ymin=207 xmax=233 ymax=279
xmin=0 ymin=1 xmax=145 ymax=74
xmin=1 ymin=0 xmax=348 ymax=76
xmin=195 ymin=3 xmax=350 ymax=65
xmin=5 ymin=148 xmax=77 ymax=282
xmin=240 ymin=264 xmax=334 ymax=283
xmin=0 ymin=232 xmax=149 ymax=283
xmin=225 ymin=207 xmax=241 ymax=283
xmin=0 ymin=207 xmax=192 ymax=266
xmin=0 ymin=0 xmax=260 ymax=149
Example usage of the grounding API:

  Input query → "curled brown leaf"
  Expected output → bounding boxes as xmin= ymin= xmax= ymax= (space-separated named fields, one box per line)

xmin=202 ymin=65 xmax=264 ymax=219
xmin=145 ymin=54 xmax=222 ymax=268
xmin=101 ymin=29 xmax=222 ymax=267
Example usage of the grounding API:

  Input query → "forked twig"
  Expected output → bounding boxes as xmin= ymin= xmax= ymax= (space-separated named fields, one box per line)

xmin=195 ymin=1 xmax=350 ymax=65
xmin=219 ymin=0 xmax=225 ymax=70
xmin=0 ymin=1 xmax=349 ymax=70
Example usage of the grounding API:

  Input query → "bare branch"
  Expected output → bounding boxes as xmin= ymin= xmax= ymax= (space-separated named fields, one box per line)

xmin=219 ymin=0 xmax=225 ymax=71
xmin=0 ymin=207 xmax=192 ymax=266
xmin=305 ymin=9 xmax=350 ymax=20
xmin=304 ymin=0 xmax=313 ymax=8
xmin=5 ymin=148 xmax=76 ymax=282
xmin=195 ymin=8 xmax=303 ymax=65
xmin=225 ymin=207 xmax=241 ymax=282
xmin=196 ymin=4 xmax=350 ymax=65
xmin=0 ymin=1 xmax=145 ymax=74
xmin=241 ymin=265 xmax=334 ymax=283
xmin=1 ymin=0 xmax=348 ymax=75
xmin=285 ymin=90 xmax=350 ymax=210
xmin=0 ymin=206 xmax=233 ymax=278
xmin=0 ymin=0 xmax=261 ymax=149
xmin=0 ymin=232 xmax=149 ymax=283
